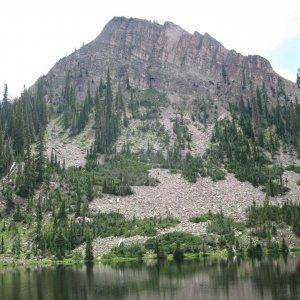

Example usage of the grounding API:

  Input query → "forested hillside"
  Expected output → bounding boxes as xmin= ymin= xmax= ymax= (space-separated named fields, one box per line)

xmin=0 ymin=65 xmax=299 ymax=263
xmin=0 ymin=18 xmax=299 ymax=264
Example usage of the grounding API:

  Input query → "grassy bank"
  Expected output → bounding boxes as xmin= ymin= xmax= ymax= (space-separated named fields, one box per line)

xmin=1 ymin=246 xmax=300 ymax=269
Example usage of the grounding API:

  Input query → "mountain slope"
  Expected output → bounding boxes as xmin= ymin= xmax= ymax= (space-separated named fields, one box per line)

xmin=0 ymin=17 xmax=299 ymax=263
xmin=37 ymin=17 xmax=299 ymax=104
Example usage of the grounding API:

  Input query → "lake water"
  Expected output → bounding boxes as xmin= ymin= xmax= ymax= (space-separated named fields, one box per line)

xmin=0 ymin=254 xmax=299 ymax=300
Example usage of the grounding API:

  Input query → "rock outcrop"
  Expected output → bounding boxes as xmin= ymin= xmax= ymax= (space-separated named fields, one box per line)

xmin=36 ymin=16 xmax=299 ymax=104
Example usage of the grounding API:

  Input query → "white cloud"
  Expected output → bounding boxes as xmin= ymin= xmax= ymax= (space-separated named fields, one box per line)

xmin=1 ymin=0 xmax=300 ymax=97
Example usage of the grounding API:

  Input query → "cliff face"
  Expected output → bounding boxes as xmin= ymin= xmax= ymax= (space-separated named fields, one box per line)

xmin=39 ymin=17 xmax=299 ymax=103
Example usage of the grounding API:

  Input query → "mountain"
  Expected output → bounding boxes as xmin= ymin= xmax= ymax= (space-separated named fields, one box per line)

xmin=0 ymin=16 xmax=300 ymax=265
xmin=37 ymin=16 xmax=299 ymax=103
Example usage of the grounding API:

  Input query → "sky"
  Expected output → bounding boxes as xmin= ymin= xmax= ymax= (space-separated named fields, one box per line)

xmin=0 ymin=0 xmax=300 ymax=98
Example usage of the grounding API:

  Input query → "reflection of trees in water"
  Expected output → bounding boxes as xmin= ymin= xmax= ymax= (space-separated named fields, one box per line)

xmin=207 ymin=256 xmax=300 ymax=300
xmin=0 ymin=255 xmax=300 ymax=299
xmin=249 ymin=257 xmax=300 ymax=300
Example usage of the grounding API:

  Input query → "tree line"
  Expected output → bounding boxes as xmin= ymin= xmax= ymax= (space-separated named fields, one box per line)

xmin=0 ymin=81 xmax=47 ymax=178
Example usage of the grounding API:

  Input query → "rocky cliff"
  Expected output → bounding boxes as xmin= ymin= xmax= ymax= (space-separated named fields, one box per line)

xmin=38 ymin=16 xmax=299 ymax=104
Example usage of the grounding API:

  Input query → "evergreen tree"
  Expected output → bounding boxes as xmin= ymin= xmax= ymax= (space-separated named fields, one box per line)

xmin=61 ymin=71 xmax=76 ymax=129
xmin=75 ymin=181 xmax=82 ymax=217
xmin=94 ymin=69 xmax=120 ymax=153
xmin=71 ymin=84 xmax=93 ymax=135
xmin=2 ymin=83 xmax=10 ymax=121
xmin=0 ymin=236 xmax=4 ymax=254
xmin=12 ymin=231 xmax=21 ymax=256
xmin=0 ymin=126 xmax=13 ymax=177
xmin=57 ymin=198 xmax=67 ymax=223
xmin=16 ymin=145 xmax=36 ymax=198
xmin=13 ymin=203 xmax=23 ymax=222
xmin=35 ymin=198 xmax=43 ymax=253
xmin=85 ymin=234 xmax=94 ymax=264
xmin=2 ymin=84 xmax=8 ymax=106
xmin=86 ymin=175 xmax=94 ymax=201
xmin=173 ymin=242 xmax=184 ymax=262
xmin=54 ymin=229 xmax=66 ymax=260
xmin=115 ymin=85 xmax=125 ymax=117
xmin=3 ymin=185 xmax=14 ymax=214
xmin=35 ymin=131 xmax=46 ymax=184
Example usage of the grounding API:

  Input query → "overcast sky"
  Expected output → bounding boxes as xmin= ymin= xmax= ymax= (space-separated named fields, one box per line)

xmin=1 ymin=0 xmax=300 ymax=98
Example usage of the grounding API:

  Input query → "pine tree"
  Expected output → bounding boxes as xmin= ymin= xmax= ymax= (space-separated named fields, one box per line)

xmin=129 ymin=90 xmax=137 ymax=118
xmin=86 ymin=175 xmax=94 ymax=201
xmin=0 ymin=83 xmax=47 ymax=164
xmin=57 ymin=197 xmax=67 ymax=223
xmin=3 ymin=185 xmax=14 ymax=213
xmin=50 ymin=149 xmax=55 ymax=165
xmin=85 ymin=234 xmax=94 ymax=264
xmin=0 ymin=236 xmax=4 ymax=254
xmin=61 ymin=72 xmax=76 ymax=129
xmin=54 ymin=229 xmax=66 ymax=260
xmin=94 ymin=86 xmax=102 ymax=152
xmin=115 ymin=85 xmax=125 ymax=117
xmin=12 ymin=231 xmax=21 ymax=256
xmin=2 ymin=84 xmax=9 ymax=109
xmin=71 ymin=84 xmax=92 ymax=135
xmin=94 ymin=69 xmax=120 ymax=153
xmin=16 ymin=145 xmax=36 ymax=197
xmin=35 ymin=198 xmax=43 ymax=253
xmin=0 ymin=126 xmax=13 ymax=177
xmin=75 ymin=181 xmax=82 ymax=217
xmin=35 ymin=131 xmax=46 ymax=184
xmin=173 ymin=242 xmax=184 ymax=262
xmin=13 ymin=203 xmax=23 ymax=222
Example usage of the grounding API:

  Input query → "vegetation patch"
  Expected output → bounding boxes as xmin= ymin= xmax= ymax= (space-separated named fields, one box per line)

xmin=66 ymin=152 xmax=158 ymax=197
xmin=92 ymin=213 xmax=180 ymax=238
xmin=145 ymin=232 xmax=202 ymax=254
xmin=246 ymin=201 xmax=300 ymax=238
xmin=189 ymin=211 xmax=215 ymax=223
xmin=209 ymin=116 xmax=291 ymax=195
xmin=129 ymin=88 xmax=168 ymax=120
xmin=286 ymin=164 xmax=300 ymax=174
xmin=181 ymin=154 xmax=226 ymax=183
xmin=103 ymin=243 xmax=147 ymax=260
xmin=206 ymin=212 xmax=245 ymax=236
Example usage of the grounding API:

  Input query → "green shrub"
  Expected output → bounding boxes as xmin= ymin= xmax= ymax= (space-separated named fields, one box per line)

xmin=72 ymin=250 xmax=83 ymax=264
xmin=145 ymin=232 xmax=202 ymax=254
xmin=107 ymin=243 xmax=146 ymax=259
xmin=181 ymin=154 xmax=226 ymax=183
xmin=286 ymin=164 xmax=300 ymax=173
xmin=262 ymin=180 xmax=290 ymax=196
xmin=206 ymin=212 xmax=244 ymax=235
xmin=246 ymin=201 xmax=300 ymax=237
xmin=102 ymin=178 xmax=133 ymax=196
xmin=247 ymin=240 xmax=263 ymax=259
xmin=92 ymin=213 xmax=179 ymax=238
xmin=189 ymin=211 xmax=214 ymax=223
xmin=173 ymin=242 xmax=184 ymax=262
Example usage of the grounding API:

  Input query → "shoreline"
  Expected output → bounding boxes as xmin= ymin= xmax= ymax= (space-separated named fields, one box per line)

xmin=1 ymin=246 xmax=300 ymax=270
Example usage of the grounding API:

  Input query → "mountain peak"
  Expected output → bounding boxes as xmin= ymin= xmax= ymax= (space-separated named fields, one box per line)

xmin=38 ymin=17 xmax=299 ymax=102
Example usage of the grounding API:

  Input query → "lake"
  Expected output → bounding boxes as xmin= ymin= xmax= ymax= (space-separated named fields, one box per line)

xmin=0 ymin=254 xmax=299 ymax=300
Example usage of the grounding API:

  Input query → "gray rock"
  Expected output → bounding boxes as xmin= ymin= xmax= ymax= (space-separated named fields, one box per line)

xmin=32 ymin=17 xmax=299 ymax=106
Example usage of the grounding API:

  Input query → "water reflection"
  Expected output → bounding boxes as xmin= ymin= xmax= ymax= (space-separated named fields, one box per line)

xmin=0 ymin=254 xmax=299 ymax=300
